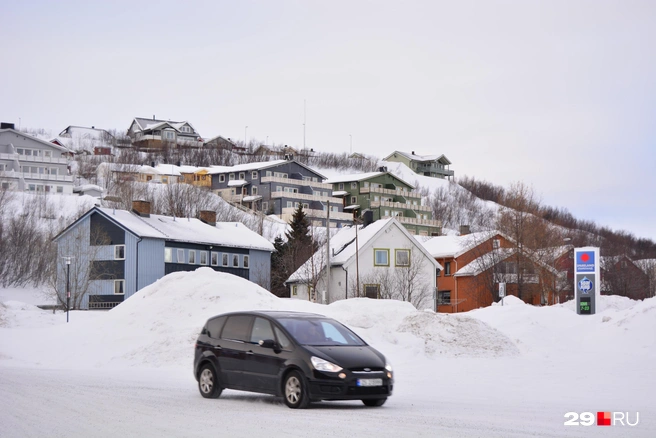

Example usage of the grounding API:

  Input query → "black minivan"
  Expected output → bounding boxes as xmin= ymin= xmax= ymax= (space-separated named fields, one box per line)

xmin=194 ymin=310 xmax=393 ymax=408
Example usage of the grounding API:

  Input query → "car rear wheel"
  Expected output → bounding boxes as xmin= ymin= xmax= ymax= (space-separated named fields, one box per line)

xmin=362 ymin=398 xmax=387 ymax=407
xmin=198 ymin=364 xmax=222 ymax=399
xmin=283 ymin=371 xmax=309 ymax=409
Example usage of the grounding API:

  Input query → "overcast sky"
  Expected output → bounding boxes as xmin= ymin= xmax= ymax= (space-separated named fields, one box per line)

xmin=2 ymin=1 xmax=655 ymax=242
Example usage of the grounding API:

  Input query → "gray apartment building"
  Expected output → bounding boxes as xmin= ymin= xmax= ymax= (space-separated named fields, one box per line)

xmin=209 ymin=159 xmax=352 ymax=228
xmin=0 ymin=126 xmax=74 ymax=194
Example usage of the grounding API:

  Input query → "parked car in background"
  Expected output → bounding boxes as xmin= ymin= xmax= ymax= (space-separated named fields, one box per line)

xmin=194 ymin=310 xmax=394 ymax=408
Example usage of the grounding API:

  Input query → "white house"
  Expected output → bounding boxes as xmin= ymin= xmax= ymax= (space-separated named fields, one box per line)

xmin=286 ymin=218 xmax=441 ymax=310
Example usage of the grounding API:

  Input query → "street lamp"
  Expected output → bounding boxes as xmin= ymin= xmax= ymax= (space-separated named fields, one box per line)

xmin=64 ymin=256 xmax=71 ymax=323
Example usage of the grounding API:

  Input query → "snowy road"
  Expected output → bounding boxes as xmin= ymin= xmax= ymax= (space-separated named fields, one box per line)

xmin=1 ymin=364 xmax=652 ymax=438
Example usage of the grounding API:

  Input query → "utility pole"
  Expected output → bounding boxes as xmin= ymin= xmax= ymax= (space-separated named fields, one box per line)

xmin=65 ymin=257 xmax=71 ymax=322
xmin=325 ymin=197 xmax=330 ymax=304
xmin=355 ymin=219 xmax=360 ymax=297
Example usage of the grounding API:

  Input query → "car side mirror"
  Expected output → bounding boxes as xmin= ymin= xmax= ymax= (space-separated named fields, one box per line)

xmin=258 ymin=339 xmax=281 ymax=352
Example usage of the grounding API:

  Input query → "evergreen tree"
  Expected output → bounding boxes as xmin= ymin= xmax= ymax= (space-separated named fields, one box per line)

xmin=270 ymin=205 xmax=317 ymax=297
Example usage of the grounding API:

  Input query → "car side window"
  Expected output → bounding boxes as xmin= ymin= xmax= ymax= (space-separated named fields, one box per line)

xmin=250 ymin=317 xmax=275 ymax=344
xmin=273 ymin=327 xmax=292 ymax=350
xmin=206 ymin=316 xmax=227 ymax=339
xmin=221 ymin=315 xmax=253 ymax=342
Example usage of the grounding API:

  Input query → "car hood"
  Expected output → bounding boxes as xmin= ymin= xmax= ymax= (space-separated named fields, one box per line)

xmin=305 ymin=345 xmax=385 ymax=369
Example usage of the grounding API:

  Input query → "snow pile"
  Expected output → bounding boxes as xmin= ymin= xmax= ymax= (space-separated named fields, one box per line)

xmin=397 ymin=311 xmax=520 ymax=358
xmin=557 ymin=294 xmax=637 ymax=313
xmin=492 ymin=295 xmax=525 ymax=306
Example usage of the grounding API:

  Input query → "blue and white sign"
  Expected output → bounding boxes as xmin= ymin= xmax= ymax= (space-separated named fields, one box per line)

xmin=576 ymin=251 xmax=596 ymax=273
xmin=574 ymin=247 xmax=600 ymax=315
xmin=578 ymin=277 xmax=593 ymax=294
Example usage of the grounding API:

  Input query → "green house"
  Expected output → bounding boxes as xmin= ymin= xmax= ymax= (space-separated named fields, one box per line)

xmin=383 ymin=151 xmax=454 ymax=179
xmin=326 ymin=171 xmax=441 ymax=236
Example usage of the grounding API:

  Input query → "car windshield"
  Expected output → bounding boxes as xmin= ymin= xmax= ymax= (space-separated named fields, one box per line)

xmin=277 ymin=318 xmax=366 ymax=346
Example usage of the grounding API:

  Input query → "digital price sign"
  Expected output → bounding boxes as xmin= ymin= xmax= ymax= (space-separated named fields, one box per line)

xmin=574 ymin=247 xmax=600 ymax=315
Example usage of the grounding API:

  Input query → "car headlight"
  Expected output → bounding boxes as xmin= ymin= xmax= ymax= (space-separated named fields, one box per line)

xmin=385 ymin=363 xmax=393 ymax=372
xmin=311 ymin=356 xmax=343 ymax=372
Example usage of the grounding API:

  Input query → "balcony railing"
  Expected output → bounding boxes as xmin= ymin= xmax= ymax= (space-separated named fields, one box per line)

xmin=261 ymin=176 xmax=331 ymax=189
xmin=416 ymin=165 xmax=454 ymax=176
xmin=370 ymin=200 xmax=431 ymax=212
xmin=396 ymin=216 xmax=442 ymax=227
xmin=282 ymin=207 xmax=352 ymax=221
xmin=0 ymin=170 xmax=73 ymax=182
xmin=271 ymin=191 xmax=342 ymax=203
xmin=0 ymin=152 xmax=68 ymax=164
xmin=359 ymin=186 xmax=421 ymax=198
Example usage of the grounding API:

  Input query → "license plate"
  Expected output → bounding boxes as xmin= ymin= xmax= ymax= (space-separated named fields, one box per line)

xmin=357 ymin=378 xmax=383 ymax=387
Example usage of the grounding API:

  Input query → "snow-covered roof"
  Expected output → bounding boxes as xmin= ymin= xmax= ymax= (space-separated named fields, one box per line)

xmin=331 ymin=190 xmax=349 ymax=197
xmin=286 ymin=218 xmax=441 ymax=283
xmin=133 ymin=118 xmax=198 ymax=136
xmin=228 ymin=179 xmax=249 ymax=187
xmin=73 ymin=184 xmax=104 ymax=193
xmin=343 ymin=204 xmax=360 ymax=210
xmin=59 ymin=207 xmax=274 ymax=252
xmin=384 ymin=151 xmax=452 ymax=165
xmin=324 ymin=171 xmax=416 ymax=189
xmin=0 ymin=129 xmax=72 ymax=154
xmin=324 ymin=172 xmax=383 ymax=184
xmin=59 ymin=126 xmax=113 ymax=140
xmin=418 ymin=231 xmax=501 ymax=258
xmin=242 ymin=195 xmax=262 ymax=202
xmin=455 ymin=248 xmax=517 ymax=276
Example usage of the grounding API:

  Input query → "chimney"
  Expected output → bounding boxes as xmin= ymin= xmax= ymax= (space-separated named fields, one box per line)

xmin=199 ymin=210 xmax=216 ymax=226
xmin=151 ymin=161 xmax=156 ymax=168
xmin=92 ymin=126 xmax=95 ymax=129
xmin=1 ymin=122 xmax=15 ymax=130
xmin=153 ymin=115 xmax=156 ymax=120
xmin=459 ymin=225 xmax=471 ymax=235
xmin=412 ymin=151 xmax=415 ymax=155
xmin=132 ymin=200 xmax=151 ymax=217
xmin=378 ymin=166 xmax=388 ymax=172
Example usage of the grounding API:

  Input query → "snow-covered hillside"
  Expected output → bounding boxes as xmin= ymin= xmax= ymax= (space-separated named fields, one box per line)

xmin=1 ymin=269 xmax=654 ymax=437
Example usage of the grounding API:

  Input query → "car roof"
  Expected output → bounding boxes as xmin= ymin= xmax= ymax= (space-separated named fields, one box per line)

xmin=207 ymin=310 xmax=327 ymax=321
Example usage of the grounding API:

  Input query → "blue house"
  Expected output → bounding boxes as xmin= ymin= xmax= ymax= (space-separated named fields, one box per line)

xmin=53 ymin=201 xmax=274 ymax=309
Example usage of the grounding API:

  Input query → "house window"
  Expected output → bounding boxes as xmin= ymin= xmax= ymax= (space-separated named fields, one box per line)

xmin=243 ymin=255 xmax=249 ymax=269
xmin=44 ymin=151 xmax=52 ymax=158
xmin=339 ymin=183 xmax=344 ymax=190
xmin=251 ymin=171 xmax=258 ymax=179
xmin=219 ymin=174 xmax=225 ymax=182
xmin=211 ymin=252 xmax=219 ymax=266
xmin=395 ymin=249 xmax=410 ymax=267
xmin=384 ymin=210 xmax=390 ymax=217
xmin=287 ymin=201 xmax=293 ymax=208
xmin=56 ymin=186 xmax=63 ymax=193
xmin=351 ymin=196 xmax=357 ymax=204
xmin=266 ymin=171 xmax=273 ymax=177
xmin=50 ymin=167 xmax=58 ymax=175
xmin=444 ymin=261 xmax=451 ymax=276
xmin=438 ymin=291 xmax=451 ymax=304
xmin=189 ymin=250 xmax=196 ymax=264
xmin=177 ymin=249 xmax=185 ymax=263
xmin=232 ymin=254 xmax=239 ymax=267
xmin=164 ymin=248 xmax=172 ymax=263
xmin=200 ymin=251 xmax=208 ymax=265
xmin=164 ymin=131 xmax=175 ymax=140
xmin=222 ymin=254 xmax=228 ymax=266
xmin=374 ymin=249 xmax=389 ymax=266
xmin=351 ymin=182 xmax=357 ymax=189
xmin=493 ymin=239 xmax=500 ymax=249
xmin=252 ymin=186 xmax=258 ymax=195
xmin=239 ymin=172 xmax=245 ymax=180
xmin=262 ymin=202 xmax=268 ymax=211
xmin=114 ymin=280 xmax=125 ymax=295
xmin=364 ymin=284 xmax=380 ymax=299
xmin=303 ymin=203 xmax=309 ymax=209
xmin=291 ymin=285 xmax=298 ymax=296
xmin=229 ymin=173 xmax=235 ymax=181
xmin=114 ymin=245 xmax=125 ymax=260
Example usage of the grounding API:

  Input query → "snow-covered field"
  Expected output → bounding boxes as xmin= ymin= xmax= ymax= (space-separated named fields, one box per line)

xmin=1 ymin=269 xmax=654 ymax=437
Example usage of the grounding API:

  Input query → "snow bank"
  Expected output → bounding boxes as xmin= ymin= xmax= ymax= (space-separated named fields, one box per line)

xmin=398 ymin=311 xmax=520 ymax=358
xmin=492 ymin=295 xmax=525 ymax=306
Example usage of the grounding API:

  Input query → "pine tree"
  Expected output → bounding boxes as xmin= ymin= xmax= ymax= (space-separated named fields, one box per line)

xmin=270 ymin=205 xmax=317 ymax=297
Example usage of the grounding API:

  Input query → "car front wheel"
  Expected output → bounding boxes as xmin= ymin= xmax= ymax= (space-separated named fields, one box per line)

xmin=198 ymin=364 xmax=222 ymax=399
xmin=283 ymin=371 xmax=309 ymax=409
xmin=362 ymin=398 xmax=386 ymax=407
